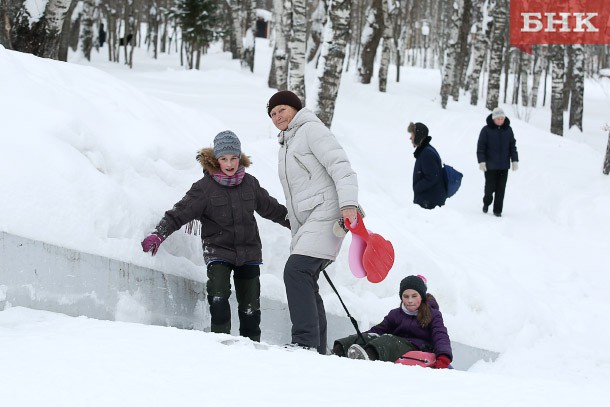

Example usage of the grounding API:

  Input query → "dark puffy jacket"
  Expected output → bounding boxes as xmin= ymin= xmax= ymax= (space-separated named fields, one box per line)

xmin=477 ymin=115 xmax=519 ymax=170
xmin=413 ymin=137 xmax=447 ymax=209
xmin=155 ymin=150 xmax=289 ymax=266
xmin=366 ymin=304 xmax=453 ymax=360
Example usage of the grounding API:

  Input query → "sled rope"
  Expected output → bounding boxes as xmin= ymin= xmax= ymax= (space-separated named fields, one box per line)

xmin=322 ymin=269 xmax=367 ymax=345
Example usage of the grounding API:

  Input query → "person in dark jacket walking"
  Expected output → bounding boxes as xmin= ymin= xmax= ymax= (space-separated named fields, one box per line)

xmin=409 ymin=122 xmax=447 ymax=209
xmin=477 ymin=107 xmax=519 ymax=217
xmin=98 ymin=23 xmax=106 ymax=48
xmin=141 ymin=130 xmax=290 ymax=342
xmin=332 ymin=275 xmax=453 ymax=368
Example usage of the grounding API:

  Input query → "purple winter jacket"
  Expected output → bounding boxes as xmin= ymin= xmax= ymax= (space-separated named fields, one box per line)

xmin=366 ymin=303 xmax=453 ymax=360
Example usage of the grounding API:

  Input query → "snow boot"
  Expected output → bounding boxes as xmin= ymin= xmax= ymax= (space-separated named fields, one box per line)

xmin=347 ymin=344 xmax=369 ymax=360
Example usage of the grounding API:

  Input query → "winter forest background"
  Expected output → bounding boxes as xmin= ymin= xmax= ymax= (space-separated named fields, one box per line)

xmin=2 ymin=0 xmax=610 ymax=145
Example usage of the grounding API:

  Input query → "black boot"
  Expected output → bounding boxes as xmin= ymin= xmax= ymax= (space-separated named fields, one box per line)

xmin=208 ymin=295 xmax=231 ymax=334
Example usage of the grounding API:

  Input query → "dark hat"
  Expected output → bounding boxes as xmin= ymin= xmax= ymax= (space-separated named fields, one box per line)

xmin=267 ymin=90 xmax=303 ymax=117
xmin=412 ymin=122 xmax=429 ymax=146
xmin=213 ymin=130 xmax=241 ymax=159
xmin=399 ymin=275 xmax=427 ymax=301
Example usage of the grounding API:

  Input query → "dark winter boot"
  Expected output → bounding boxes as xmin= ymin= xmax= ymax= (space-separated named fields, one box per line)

xmin=238 ymin=309 xmax=261 ymax=342
xmin=234 ymin=265 xmax=261 ymax=342
xmin=208 ymin=295 xmax=231 ymax=334
xmin=332 ymin=343 xmax=346 ymax=357
xmin=207 ymin=262 xmax=233 ymax=334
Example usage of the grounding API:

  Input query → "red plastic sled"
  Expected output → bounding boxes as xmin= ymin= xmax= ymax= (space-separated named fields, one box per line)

xmin=348 ymin=227 xmax=373 ymax=279
xmin=395 ymin=351 xmax=436 ymax=368
xmin=345 ymin=213 xmax=394 ymax=284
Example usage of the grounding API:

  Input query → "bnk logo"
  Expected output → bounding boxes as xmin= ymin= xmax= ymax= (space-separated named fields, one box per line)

xmin=510 ymin=0 xmax=610 ymax=48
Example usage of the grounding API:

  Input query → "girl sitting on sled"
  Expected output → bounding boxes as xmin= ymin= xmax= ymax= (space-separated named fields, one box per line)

xmin=332 ymin=275 xmax=452 ymax=369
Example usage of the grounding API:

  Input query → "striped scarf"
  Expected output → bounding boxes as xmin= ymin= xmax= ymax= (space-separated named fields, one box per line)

xmin=211 ymin=166 xmax=245 ymax=187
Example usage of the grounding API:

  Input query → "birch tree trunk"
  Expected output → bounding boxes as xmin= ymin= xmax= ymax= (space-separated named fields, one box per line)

xmin=346 ymin=0 xmax=364 ymax=71
xmin=288 ymin=0 xmax=306 ymax=100
xmin=391 ymin=3 xmax=403 ymax=82
xmin=160 ymin=7 xmax=167 ymax=54
xmin=568 ymin=44 xmax=584 ymax=131
xmin=268 ymin=0 xmax=279 ymax=89
xmin=124 ymin=0 xmax=140 ymax=69
xmin=451 ymin=0 xmax=471 ymax=101
xmin=550 ymin=44 xmax=565 ymax=136
xmin=57 ymin=0 xmax=78 ymax=61
xmin=468 ymin=0 xmax=489 ymax=106
xmin=377 ymin=0 xmax=392 ymax=92
xmin=440 ymin=0 xmax=464 ymax=109
xmin=357 ymin=0 xmax=382 ymax=84
xmin=603 ymin=126 xmax=610 ymax=175
xmin=519 ymin=51 xmax=530 ymax=106
xmin=228 ymin=0 xmax=243 ymax=60
xmin=106 ymin=5 xmax=118 ymax=62
xmin=39 ymin=0 xmax=73 ymax=59
xmin=436 ymin=0 xmax=450 ymax=69
xmin=530 ymin=45 xmax=547 ymax=108
xmin=268 ymin=0 xmax=289 ymax=90
xmin=563 ymin=48 xmax=573 ymax=111
xmin=7 ymin=0 xmax=73 ymax=59
xmin=80 ymin=0 xmax=95 ymax=60
xmin=147 ymin=1 xmax=159 ymax=59
xmin=242 ymin=0 xmax=256 ymax=72
xmin=306 ymin=0 xmax=326 ymax=64
xmin=485 ymin=0 xmax=507 ymax=110
xmin=315 ymin=0 xmax=351 ymax=127
xmin=0 ymin=0 xmax=18 ymax=49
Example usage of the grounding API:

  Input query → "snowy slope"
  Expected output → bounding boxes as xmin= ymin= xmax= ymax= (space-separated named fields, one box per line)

xmin=1 ymin=38 xmax=610 ymax=404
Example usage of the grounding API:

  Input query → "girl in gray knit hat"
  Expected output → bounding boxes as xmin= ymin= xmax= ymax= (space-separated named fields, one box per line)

xmin=142 ymin=130 xmax=291 ymax=342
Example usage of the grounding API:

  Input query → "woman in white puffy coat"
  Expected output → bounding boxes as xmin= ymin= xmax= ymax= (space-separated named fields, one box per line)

xmin=267 ymin=90 xmax=359 ymax=354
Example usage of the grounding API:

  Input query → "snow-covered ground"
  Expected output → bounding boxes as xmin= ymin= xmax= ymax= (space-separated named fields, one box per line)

xmin=1 ymin=39 xmax=609 ymax=406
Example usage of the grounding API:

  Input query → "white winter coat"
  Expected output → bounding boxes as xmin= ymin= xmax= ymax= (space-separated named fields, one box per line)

xmin=277 ymin=108 xmax=358 ymax=260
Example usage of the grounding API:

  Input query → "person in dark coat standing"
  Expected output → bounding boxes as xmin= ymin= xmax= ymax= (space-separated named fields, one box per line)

xmin=98 ymin=23 xmax=106 ymax=48
xmin=141 ymin=130 xmax=290 ymax=342
xmin=409 ymin=122 xmax=447 ymax=209
xmin=332 ymin=275 xmax=453 ymax=368
xmin=477 ymin=107 xmax=519 ymax=217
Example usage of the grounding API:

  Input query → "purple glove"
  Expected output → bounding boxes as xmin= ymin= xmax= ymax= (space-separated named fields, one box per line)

xmin=141 ymin=233 xmax=165 ymax=256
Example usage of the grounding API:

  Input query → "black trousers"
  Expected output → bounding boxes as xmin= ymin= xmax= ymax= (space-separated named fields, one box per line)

xmin=333 ymin=333 xmax=418 ymax=362
xmin=284 ymin=254 xmax=329 ymax=354
xmin=483 ymin=169 xmax=509 ymax=215
xmin=206 ymin=262 xmax=261 ymax=342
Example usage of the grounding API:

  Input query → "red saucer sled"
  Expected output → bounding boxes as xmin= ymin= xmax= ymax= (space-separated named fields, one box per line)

xmin=347 ymin=226 xmax=370 ymax=279
xmin=395 ymin=351 xmax=436 ymax=367
xmin=345 ymin=213 xmax=395 ymax=283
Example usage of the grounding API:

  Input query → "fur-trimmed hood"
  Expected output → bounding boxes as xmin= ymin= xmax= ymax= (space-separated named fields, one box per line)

xmin=196 ymin=147 xmax=251 ymax=174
